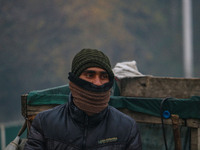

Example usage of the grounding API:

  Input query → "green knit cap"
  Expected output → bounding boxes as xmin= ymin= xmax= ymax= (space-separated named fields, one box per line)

xmin=71 ymin=48 xmax=114 ymax=79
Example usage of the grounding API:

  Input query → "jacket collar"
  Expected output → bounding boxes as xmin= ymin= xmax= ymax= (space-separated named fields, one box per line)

xmin=68 ymin=93 xmax=108 ymax=128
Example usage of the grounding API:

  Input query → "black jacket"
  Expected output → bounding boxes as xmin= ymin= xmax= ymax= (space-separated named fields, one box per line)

xmin=24 ymin=95 xmax=142 ymax=150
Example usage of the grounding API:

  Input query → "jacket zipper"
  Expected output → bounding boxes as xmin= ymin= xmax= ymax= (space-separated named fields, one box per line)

xmin=82 ymin=115 xmax=88 ymax=150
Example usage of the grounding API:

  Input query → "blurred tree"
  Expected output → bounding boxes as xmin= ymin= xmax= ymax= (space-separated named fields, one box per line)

xmin=0 ymin=0 xmax=199 ymax=122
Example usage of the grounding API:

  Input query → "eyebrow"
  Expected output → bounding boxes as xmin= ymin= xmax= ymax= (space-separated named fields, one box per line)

xmin=83 ymin=70 xmax=108 ymax=74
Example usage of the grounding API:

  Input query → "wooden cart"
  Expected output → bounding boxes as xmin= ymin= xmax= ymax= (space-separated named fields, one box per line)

xmin=21 ymin=76 xmax=200 ymax=150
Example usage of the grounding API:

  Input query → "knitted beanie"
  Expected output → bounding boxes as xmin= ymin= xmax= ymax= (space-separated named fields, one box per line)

xmin=71 ymin=48 xmax=114 ymax=79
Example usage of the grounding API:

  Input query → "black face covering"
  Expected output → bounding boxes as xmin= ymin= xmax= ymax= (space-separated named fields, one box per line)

xmin=68 ymin=72 xmax=113 ymax=92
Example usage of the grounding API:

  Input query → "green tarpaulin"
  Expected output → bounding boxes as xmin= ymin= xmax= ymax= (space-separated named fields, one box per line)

xmin=27 ymin=84 xmax=200 ymax=119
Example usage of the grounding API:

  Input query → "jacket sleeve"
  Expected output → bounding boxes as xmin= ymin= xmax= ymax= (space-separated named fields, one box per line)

xmin=24 ymin=114 xmax=45 ymax=150
xmin=126 ymin=122 xmax=142 ymax=150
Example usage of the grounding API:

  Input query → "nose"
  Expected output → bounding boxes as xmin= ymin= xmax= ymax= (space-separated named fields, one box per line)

xmin=93 ymin=76 xmax=102 ymax=86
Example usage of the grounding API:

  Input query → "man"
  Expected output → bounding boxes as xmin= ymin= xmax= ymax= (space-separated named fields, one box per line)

xmin=24 ymin=48 xmax=142 ymax=150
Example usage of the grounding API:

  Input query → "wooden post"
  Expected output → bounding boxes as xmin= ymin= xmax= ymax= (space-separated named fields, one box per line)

xmin=191 ymin=128 xmax=200 ymax=150
xmin=171 ymin=114 xmax=181 ymax=150
xmin=21 ymin=94 xmax=28 ymax=118
xmin=0 ymin=124 xmax=6 ymax=150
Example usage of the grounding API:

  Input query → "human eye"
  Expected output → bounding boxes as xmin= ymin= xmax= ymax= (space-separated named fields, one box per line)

xmin=83 ymin=71 xmax=95 ymax=79
xmin=86 ymin=72 xmax=94 ymax=78
xmin=100 ymin=73 xmax=109 ymax=80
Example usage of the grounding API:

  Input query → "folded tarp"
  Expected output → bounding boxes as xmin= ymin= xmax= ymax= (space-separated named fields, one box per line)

xmin=27 ymin=84 xmax=200 ymax=119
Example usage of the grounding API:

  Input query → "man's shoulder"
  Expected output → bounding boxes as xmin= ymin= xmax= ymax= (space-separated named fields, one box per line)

xmin=108 ymin=106 xmax=136 ymax=125
xmin=36 ymin=103 xmax=67 ymax=119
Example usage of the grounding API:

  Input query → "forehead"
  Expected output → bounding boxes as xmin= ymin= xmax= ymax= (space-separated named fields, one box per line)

xmin=84 ymin=67 xmax=107 ymax=72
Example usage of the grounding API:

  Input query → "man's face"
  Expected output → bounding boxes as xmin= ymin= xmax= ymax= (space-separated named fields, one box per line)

xmin=79 ymin=67 xmax=109 ymax=86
